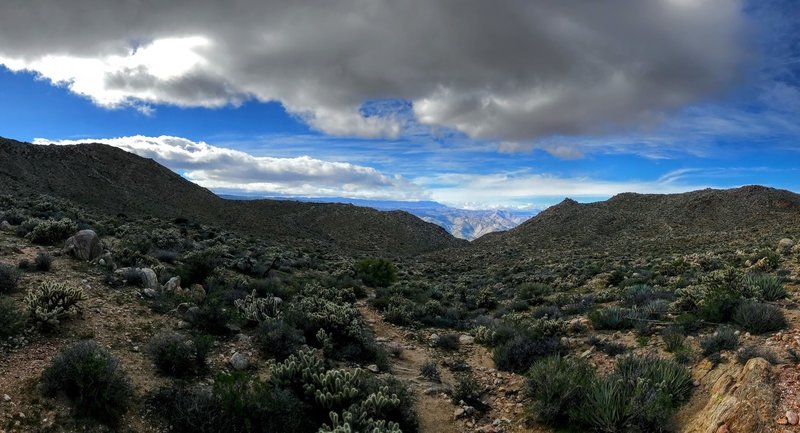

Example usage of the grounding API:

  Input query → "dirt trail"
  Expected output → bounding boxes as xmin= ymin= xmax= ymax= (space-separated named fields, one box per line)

xmin=357 ymin=302 xmax=460 ymax=433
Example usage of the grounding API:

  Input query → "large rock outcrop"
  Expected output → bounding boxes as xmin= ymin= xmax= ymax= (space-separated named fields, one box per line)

xmin=683 ymin=358 xmax=779 ymax=433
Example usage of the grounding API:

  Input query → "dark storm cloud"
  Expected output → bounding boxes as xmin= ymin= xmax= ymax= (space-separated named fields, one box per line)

xmin=0 ymin=0 xmax=748 ymax=141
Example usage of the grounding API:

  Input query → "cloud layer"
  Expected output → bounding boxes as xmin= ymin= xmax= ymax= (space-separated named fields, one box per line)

xmin=2 ymin=0 xmax=746 ymax=141
xmin=33 ymin=135 xmax=425 ymax=199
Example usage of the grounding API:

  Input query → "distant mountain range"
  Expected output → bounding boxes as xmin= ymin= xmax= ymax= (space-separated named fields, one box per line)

xmin=219 ymin=195 xmax=538 ymax=240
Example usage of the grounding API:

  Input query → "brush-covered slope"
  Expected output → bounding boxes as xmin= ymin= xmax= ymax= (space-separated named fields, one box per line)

xmin=474 ymin=186 xmax=800 ymax=255
xmin=0 ymin=137 xmax=465 ymax=256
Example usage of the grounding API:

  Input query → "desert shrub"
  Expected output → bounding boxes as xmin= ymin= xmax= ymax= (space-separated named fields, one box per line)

xmin=641 ymin=299 xmax=670 ymax=319
xmin=588 ymin=336 xmax=628 ymax=356
xmin=178 ymin=246 xmax=226 ymax=286
xmin=621 ymin=284 xmax=671 ymax=307
xmin=355 ymin=258 xmax=398 ymax=287
xmin=436 ymin=333 xmax=460 ymax=351
xmin=737 ymin=344 xmax=780 ymax=365
xmin=525 ymin=356 xmax=595 ymax=424
xmin=190 ymin=296 xmax=235 ymax=335
xmin=661 ymin=327 xmax=686 ymax=353
xmin=1 ymin=208 xmax=27 ymax=225
xmin=0 ymin=263 xmax=20 ymax=293
xmin=574 ymin=356 xmax=691 ymax=432
xmin=28 ymin=218 xmax=77 ymax=245
xmin=516 ymin=282 xmax=553 ymax=303
xmin=451 ymin=372 xmax=486 ymax=409
xmin=255 ymin=319 xmax=306 ymax=361
xmin=700 ymin=326 xmax=739 ymax=357
xmin=493 ymin=335 xmax=564 ymax=373
xmin=148 ymin=332 xmax=208 ymax=377
xmin=34 ymin=252 xmax=54 ymax=271
xmin=531 ymin=305 xmax=562 ymax=320
xmin=588 ymin=307 xmax=635 ymax=330
xmin=0 ymin=296 xmax=23 ymax=338
xmin=148 ymin=374 xmax=306 ymax=433
xmin=420 ymin=360 xmax=441 ymax=383
xmin=24 ymin=282 xmax=86 ymax=326
xmin=17 ymin=258 xmax=31 ymax=270
xmin=42 ymin=341 xmax=132 ymax=425
xmin=733 ymin=302 xmax=787 ymax=334
xmin=742 ymin=272 xmax=786 ymax=301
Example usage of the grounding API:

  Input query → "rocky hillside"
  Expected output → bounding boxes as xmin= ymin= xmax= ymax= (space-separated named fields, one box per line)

xmin=0 ymin=137 xmax=465 ymax=256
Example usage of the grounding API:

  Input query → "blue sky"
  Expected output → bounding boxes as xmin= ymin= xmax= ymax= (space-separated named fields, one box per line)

xmin=0 ymin=0 xmax=798 ymax=209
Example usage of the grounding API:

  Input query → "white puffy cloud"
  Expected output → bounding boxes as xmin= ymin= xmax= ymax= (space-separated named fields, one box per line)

xmin=33 ymin=135 xmax=426 ymax=200
xmin=2 ymin=0 xmax=747 ymax=141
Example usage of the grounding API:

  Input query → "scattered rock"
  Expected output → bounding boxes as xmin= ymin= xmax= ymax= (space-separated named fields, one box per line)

xmin=0 ymin=221 xmax=12 ymax=231
xmin=366 ymin=364 xmax=380 ymax=373
xmin=423 ymin=386 xmax=448 ymax=395
xmin=141 ymin=268 xmax=159 ymax=290
xmin=230 ymin=352 xmax=249 ymax=371
xmin=715 ymin=424 xmax=729 ymax=433
xmin=778 ymin=238 xmax=794 ymax=254
xmin=3 ymin=394 xmax=10 ymax=402
xmin=459 ymin=334 xmax=475 ymax=345
xmin=453 ymin=407 xmax=466 ymax=420
xmin=429 ymin=333 xmax=440 ymax=345
xmin=142 ymin=288 xmax=157 ymax=298
xmin=163 ymin=276 xmax=181 ymax=293
xmin=786 ymin=410 xmax=799 ymax=425
xmin=63 ymin=229 xmax=102 ymax=260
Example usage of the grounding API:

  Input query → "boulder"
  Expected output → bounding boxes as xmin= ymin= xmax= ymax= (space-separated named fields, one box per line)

xmin=230 ymin=352 xmax=249 ymax=371
xmin=459 ymin=334 xmax=475 ymax=345
xmin=0 ymin=221 xmax=12 ymax=232
xmin=163 ymin=276 xmax=181 ymax=293
xmin=64 ymin=230 xmax=102 ymax=260
xmin=140 ymin=268 xmax=159 ymax=291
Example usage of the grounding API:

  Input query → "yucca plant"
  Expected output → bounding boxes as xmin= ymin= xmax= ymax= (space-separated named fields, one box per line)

xmin=742 ymin=272 xmax=786 ymax=302
xmin=733 ymin=302 xmax=787 ymax=334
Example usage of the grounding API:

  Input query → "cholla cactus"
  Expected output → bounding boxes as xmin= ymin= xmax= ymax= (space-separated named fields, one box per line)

xmin=317 ymin=328 xmax=334 ymax=354
xmin=24 ymin=282 xmax=86 ymax=326
xmin=307 ymin=369 xmax=363 ymax=408
xmin=234 ymin=290 xmax=282 ymax=322
xmin=269 ymin=349 xmax=325 ymax=386
xmin=319 ymin=389 xmax=402 ymax=433
xmin=471 ymin=325 xmax=496 ymax=345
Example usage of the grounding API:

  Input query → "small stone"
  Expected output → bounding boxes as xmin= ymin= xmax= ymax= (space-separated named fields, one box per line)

xmin=98 ymin=258 xmax=106 ymax=266
xmin=459 ymin=334 xmax=475 ymax=345
xmin=693 ymin=380 xmax=701 ymax=387
xmin=715 ymin=425 xmax=729 ymax=433
xmin=132 ymin=346 xmax=139 ymax=352
xmin=143 ymin=288 xmax=157 ymax=298
xmin=786 ymin=410 xmax=799 ymax=425
xmin=230 ymin=352 xmax=249 ymax=371
xmin=778 ymin=417 xmax=788 ymax=425
xmin=3 ymin=394 xmax=10 ymax=401
xmin=366 ymin=364 xmax=380 ymax=373
xmin=453 ymin=407 xmax=466 ymax=420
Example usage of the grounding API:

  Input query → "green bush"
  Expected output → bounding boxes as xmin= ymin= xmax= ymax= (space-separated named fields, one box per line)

xmin=742 ymin=272 xmax=786 ymax=301
xmin=255 ymin=319 xmax=306 ymax=361
xmin=451 ymin=372 xmax=486 ymax=409
xmin=436 ymin=333 xmax=460 ymax=351
xmin=661 ymin=327 xmax=686 ymax=353
xmin=355 ymin=258 xmax=398 ymax=287
xmin=733 ymin=302 xmax=787 ymax=334
xmin=574 ymin=356 xmax=691 ymax=432
xmin=737 ymin=344 xmax=780 ymax=365
xmin=24 ymin=282 xmax=86 ymax=326
xmin=700 ymin=326 xmax=739 ymax=357
xmin=588 ymin=307 xmax=635 ymax=330
xmin=148 ymin=332 xmax=208 ymax=376
xmin=420 ymin=360 xmax=441 ymax=383
xmin=0 ymin=296 xmax=23 ymax=338
xmin=34 ymin=252 xmax=54 ymax=271
xmin=28 ymin=218 xmax=77 ymax=245
xmin=620 ymin=284 xmax=671 ymax=307
xmin=42 ymin=341 xmax=132 ymax=425
xmin=0 ymin=263 xmax=20 ymax=294
xmin=588 ymin=336 xmax=628 ymax=356
xmin=148 ymin=373 xmax=307 ymax=433
xmin=525 ymin=356 xmax=595 ymax=424
xmin=493 ymin=335 xmax=564 ymax=373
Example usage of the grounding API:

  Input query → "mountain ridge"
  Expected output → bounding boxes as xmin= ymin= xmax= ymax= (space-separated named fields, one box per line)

xmin=0 ymin=137 xmax=466 ymax=256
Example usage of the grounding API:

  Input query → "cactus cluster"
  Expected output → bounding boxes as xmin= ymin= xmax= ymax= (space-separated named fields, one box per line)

xmin=234 ymin=289 xmax=283 ymax=322
xmin=24 ymin=281 xmax=86 ymax=326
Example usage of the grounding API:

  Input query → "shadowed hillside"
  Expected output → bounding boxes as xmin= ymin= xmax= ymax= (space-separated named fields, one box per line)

xmin=0 ymin=137 xmax=465 ymax=256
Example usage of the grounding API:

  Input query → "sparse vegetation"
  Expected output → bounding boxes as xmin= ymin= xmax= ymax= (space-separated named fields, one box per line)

xmin=0 ymin=296 xmax=24 ymax=338
xmin=148 ymin=332 xmax=209 ymax=376
xmin=700 ymin=326 xmax=739 ymax=357
xmin=0 ymin=263 xmax=20 ymax=293
xmin=733 ymin=302 xmax=787 ymax=334
xmin=35 ymin=251 xmax=54 ymax=271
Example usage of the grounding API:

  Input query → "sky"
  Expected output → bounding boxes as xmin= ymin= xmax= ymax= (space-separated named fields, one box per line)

xmin=0 ymin=0 xmax=798 ymax=210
